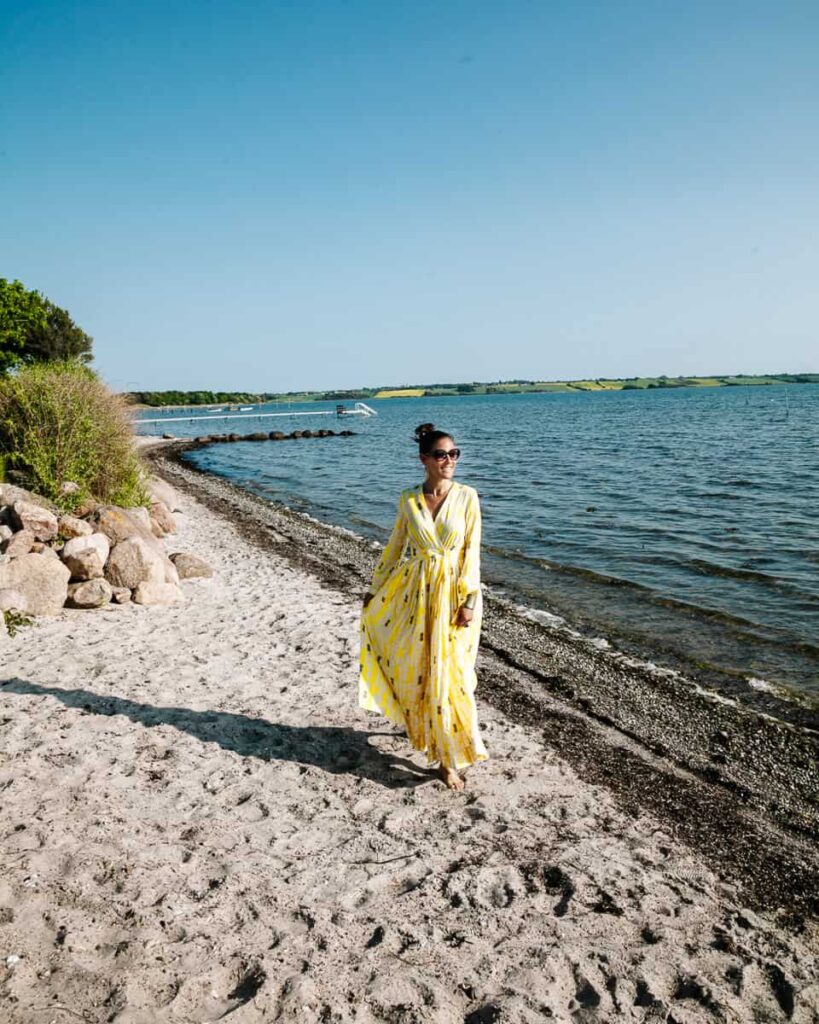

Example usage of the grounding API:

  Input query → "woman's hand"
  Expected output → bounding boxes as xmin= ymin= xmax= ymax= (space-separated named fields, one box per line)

xmin=455 ymin=605 xmax=474 ymax=627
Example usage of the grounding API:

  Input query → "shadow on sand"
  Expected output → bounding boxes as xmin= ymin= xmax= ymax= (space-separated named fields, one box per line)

xmin=1 ymin=678 xmax=434 ymax=790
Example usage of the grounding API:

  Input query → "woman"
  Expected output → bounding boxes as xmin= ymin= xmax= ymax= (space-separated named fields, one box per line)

xmin=360 ymin=423 xmax=488 ymax=790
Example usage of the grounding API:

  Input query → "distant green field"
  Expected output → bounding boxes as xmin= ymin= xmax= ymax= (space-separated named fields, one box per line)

xmin=127 ymin=373 xmax=819 ymax=407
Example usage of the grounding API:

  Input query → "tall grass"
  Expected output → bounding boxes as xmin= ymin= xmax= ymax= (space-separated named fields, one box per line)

xmin=0 ymin=361 xmax=147 ymax=511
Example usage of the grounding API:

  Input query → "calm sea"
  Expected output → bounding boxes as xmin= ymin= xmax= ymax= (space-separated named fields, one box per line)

xmin=137 ymin=385 xmax=819 ymax=702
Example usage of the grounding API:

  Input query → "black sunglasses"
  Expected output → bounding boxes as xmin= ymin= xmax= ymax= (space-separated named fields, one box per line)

xmin=428 ymin=448 xmax=461 ymax=461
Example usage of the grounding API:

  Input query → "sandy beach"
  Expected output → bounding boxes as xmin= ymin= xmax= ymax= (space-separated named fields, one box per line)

xmin=1 ymin=455 xmax=817 ymax=1023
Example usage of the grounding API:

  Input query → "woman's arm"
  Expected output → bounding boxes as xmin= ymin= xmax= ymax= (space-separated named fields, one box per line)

xmin=364 ymin=496 xmax=408 ymax=603
xmin=456 ymin=489 xmax=482 ymax=624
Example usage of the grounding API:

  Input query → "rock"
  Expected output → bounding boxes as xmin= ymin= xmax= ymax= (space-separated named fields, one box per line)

xmin=132 ymin=581 xmax=185 ymax=606
xmin=170 ymin=552 xmax=214 ymax=579
xmin=62 ymin=533 xmax=110 ymax=567
xmin=0 ymin=525 xmax=12 ymax=543
xmin=125 ymin=506 xmax=152 ymax=532
xmin=30 ymin=542 xmax=44 ymax=553
xmin=63 ymin=547 xmax=105 ymax=581
xmin=94 ymin=507 xmax=150 ymax=546
xmin=228 ymin=433 xmax=241 ymax=442
xmin=0 ymin=484 xmax=58 ymax=513
xmin=246 ymin=432 xmax=268 ymax=441
xmin=0 ymin=589 xmax=28 ymax=614
xmin=195 ymin=436 xmax=212 ymax=444
xmin=58 ymin=515 xmax=93 ymax=540
xmin=147 ymin=478 xmax=182 ymax=512
xmin=269 ymin=431 xmax=286 ymax=440
xmin=105 ymin=536 xmax=167 ymax=590
xmin=290 ymin=431 xmax=303 ymax=439
xmin=162 ymin=432 xmax=175 ymax=439
xmin=66 ymin=579 xmax=113 ymax=609
xmin=0 ymin=554 xmax=70 ymax=616
xmin=73 ymin=498 xmax=99 ymax=518
xmin=11 ymin=501 xmax=59 ymax=542
xmin=301 ymin=430 xmax=314 ymax=438
xmin=39 ymin=546 xmax=61 ymax=561
xmin=149 ymin=501 xmax=176 ymax=537
xmin=111 ymin=586 xmax=132 ymax=604
xmin=3 ymin=530 xmax=35 ymax=559
xmin=59 ymin=481 xmax=80 ymax=497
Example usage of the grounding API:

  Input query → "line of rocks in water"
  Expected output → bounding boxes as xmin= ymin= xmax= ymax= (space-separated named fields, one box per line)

xmin=161 ymin=428 xmax=356 ymax=445
xmin=0 ymin=479 xmax=213 ymax=631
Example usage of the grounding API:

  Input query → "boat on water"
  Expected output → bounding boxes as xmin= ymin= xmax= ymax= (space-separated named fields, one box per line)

xmin=239 ymin=405 xmax=255 ymax=411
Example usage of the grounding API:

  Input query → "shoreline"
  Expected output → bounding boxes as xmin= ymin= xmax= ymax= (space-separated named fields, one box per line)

xmin=150 ymin=442 xmax=819 ymax=918
xmin=2 ymin=446 xmax=817 ymax=1021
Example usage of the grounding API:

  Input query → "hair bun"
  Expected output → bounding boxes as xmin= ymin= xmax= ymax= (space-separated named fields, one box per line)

xmin=414 ymin=422 xmax=435 ymax=442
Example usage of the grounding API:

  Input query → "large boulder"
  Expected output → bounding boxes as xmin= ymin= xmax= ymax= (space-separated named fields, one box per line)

xmin=62 ymin=533 xmax=110 ymax=566
xmin=12 ymin=501 xmax=59 ymax=542
xmin=63 ymin=547 xmax=105 ymax=582
xmin=0 ymin=554 xmax=70 ymax=616
xmin=3 ymin=529 xmax=35 ymax=559
xmin=0 ymin=588 xmax=28 ymax=614
xmin=105 ymin=536 xmax=166 ymax=590
xmin=149 ymin=501 xmax=177 ymax=536
xmin=125 ymin=506 xmax=152 ymax=532
xmin=58 ymin=515 xmax=93 ymax=540
xmin=0 ymin=484 xmax=58 ymax=513
xmin=66 ymin=579 xmax=113 ymax=609
xmin=170 ymin=552 xmax=214 ymax=579
xmin=164 ymin=559 xmax=180 ymax=586
xmin=132 ymin=581 xmax=185 ymax=606
xmin=94 ymin=506 xmax=151 ymax=546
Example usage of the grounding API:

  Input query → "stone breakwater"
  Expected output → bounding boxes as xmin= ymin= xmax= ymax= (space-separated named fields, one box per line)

xmin=0 ymin=479 xmax=213 ymax=628
xmin=161 ymin=427 xmax=356 ymax=445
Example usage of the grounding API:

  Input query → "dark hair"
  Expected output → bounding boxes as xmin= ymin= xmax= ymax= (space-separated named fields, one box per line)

xmin=414 ymin=422 xmax=453 ymax=455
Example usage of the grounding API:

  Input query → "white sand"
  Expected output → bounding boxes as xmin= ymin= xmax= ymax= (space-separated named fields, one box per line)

xmin=1 ymin=482 xmax=816 ymax=1023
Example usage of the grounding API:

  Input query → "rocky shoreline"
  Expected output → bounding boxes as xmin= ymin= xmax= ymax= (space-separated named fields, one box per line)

xmin=0 ymin=478 xmax=212 ymax=623
xmin=150 ymin=442 xmax=818 ymax=920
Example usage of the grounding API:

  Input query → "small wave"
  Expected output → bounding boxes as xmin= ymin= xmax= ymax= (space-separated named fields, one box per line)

xmin=686 ymin=558 xmax=782 ymax=586
xmin=484 ymin=545 xmax=650 ymax=591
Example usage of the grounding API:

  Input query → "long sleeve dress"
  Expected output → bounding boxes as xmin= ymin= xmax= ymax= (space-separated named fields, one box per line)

xmin=359 ymin=481 xmax=489 ymax=771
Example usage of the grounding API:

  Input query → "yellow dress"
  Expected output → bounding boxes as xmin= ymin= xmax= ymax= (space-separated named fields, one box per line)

xmin=359 ymin=481 xmax=488 ymax=770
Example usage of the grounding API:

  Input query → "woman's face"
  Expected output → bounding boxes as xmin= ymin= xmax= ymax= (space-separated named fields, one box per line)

xmin=421 ymin=436 xmax=460 ymax=482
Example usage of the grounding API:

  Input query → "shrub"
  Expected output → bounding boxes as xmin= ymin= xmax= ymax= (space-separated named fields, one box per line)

xmin=0 ymin=361 xmax=147 ymax=511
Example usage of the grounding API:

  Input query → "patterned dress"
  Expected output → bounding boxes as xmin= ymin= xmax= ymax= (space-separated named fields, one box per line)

xmin=359 ymin=481 xmax=488 ymax=770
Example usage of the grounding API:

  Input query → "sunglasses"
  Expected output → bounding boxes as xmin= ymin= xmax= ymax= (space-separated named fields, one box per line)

xmin=427 ymin=448 xmax=461 ymax=461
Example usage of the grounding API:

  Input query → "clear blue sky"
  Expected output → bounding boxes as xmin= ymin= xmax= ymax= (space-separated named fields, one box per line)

xmin=3 ymin=0 xmax=817 ymax=392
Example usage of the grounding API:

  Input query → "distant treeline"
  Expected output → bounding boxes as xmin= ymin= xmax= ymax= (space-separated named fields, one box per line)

xmin=127 ymin=373 xmax=819 ymax=407
xmin=129 ymin=391 xmax=272 ymax=407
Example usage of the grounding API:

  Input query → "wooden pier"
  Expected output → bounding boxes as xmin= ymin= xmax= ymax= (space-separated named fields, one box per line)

xmin=137 ymin=401 xmax=378 ymax=426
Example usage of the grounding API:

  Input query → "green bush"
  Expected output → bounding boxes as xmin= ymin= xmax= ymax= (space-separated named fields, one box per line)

xmin=0 ymin=361 xmax=147 ymax=511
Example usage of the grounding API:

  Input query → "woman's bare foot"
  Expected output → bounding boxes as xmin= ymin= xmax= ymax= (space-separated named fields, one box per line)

xmin=438 ymin=766 xmax=465 ymax=791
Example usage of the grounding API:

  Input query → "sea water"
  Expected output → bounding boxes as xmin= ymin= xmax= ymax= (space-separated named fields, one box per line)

xmin=137 ymin=385 xmax=819 ymax=700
